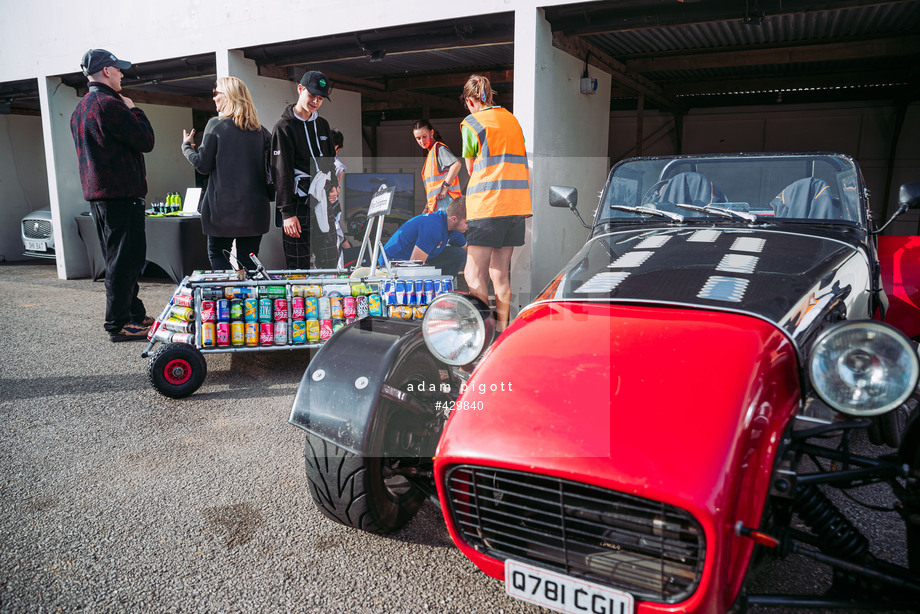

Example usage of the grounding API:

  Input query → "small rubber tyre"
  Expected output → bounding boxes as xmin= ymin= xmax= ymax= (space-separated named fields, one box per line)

xmin=147 ymin=342 xmax=207 ymax=399
xmin=304 ymin=352 xmax=439 ymax=534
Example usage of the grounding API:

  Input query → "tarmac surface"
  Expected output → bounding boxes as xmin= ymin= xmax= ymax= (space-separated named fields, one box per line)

xmin=0 ymin=261 xmax=913 ymax=613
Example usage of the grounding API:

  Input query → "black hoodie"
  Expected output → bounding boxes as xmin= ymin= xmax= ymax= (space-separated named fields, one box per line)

xmin=270 ymin=104 xmax=337 ymax=220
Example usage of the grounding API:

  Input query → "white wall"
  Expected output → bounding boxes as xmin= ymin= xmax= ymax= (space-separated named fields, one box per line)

xmin=0 ymin=114 xmax=49 ymax=262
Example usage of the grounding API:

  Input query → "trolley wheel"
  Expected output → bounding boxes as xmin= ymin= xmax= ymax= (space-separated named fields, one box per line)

xmin=147 ymin=342 xmax=207 ymax=398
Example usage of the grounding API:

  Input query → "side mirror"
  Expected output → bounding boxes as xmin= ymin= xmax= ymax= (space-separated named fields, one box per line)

xmin=873 ymin=183 xmax=920 ymax=235
xmin=549 ymin=185 xmax=578 ymax=209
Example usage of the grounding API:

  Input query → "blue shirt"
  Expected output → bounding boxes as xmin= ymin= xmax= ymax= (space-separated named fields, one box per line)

xmin=383 ymin=210 xmax=466 ymax=261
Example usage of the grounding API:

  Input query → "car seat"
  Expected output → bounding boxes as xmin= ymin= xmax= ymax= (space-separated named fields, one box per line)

xmin=771 ymin=177 xmax=842 ymax=219
xmin=643 ymin=171 xmax=728 ymax=214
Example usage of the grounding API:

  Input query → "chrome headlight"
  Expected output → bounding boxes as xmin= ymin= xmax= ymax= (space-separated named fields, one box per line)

xmin=808 ymin=321 xmax=920 ymax=416
xmin=422 ymin=293 xmax=496 ymax=366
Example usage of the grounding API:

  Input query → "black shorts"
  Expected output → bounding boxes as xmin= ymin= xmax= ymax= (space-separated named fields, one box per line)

xmin=465 ymin=216 xmax=527 ymax=248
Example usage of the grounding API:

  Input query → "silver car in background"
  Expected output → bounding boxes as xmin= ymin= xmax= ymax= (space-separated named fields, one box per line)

xmin=21 ymin=207 xmax=55 ymax=259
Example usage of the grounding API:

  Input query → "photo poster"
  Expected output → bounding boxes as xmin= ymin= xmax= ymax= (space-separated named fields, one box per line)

xmin=344 ymin=173 xmax=416 ymax=221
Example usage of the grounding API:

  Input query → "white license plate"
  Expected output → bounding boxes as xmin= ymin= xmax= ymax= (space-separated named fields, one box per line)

xmin=505 ymin=559 xmax=635 ymax=614
xmin=25 ymin=240 xmax=46 ymax=252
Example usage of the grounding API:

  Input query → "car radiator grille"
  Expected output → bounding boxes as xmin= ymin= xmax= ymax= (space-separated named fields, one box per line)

xmin=23 ymin=219 xmax=52 ymax=240
xmin=446 ymin=465 xmax=705 ymax=604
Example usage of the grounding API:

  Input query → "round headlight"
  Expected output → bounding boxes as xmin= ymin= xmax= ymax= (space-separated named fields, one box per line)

xmin=422 ymin=293 xmax=496 ymax=366
xmin=808 ymin=321 xmax=919 ymax=416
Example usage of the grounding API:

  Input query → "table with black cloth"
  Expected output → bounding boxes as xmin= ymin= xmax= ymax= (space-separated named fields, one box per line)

xmin=75 ymin=213 xmax=211 ymax=285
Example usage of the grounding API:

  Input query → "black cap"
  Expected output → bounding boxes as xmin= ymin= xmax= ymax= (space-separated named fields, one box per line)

xmin=300 ymin=71 xmax=331 ymax=99
xmin=81 ymin=49 xmax=131 ymax=76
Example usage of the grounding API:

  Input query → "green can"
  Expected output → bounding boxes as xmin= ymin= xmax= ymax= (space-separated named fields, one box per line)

xmin=259 ymin=285 xmax=287 ymax=297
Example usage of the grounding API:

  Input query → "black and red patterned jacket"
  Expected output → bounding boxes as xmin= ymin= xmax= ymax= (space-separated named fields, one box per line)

xmin=70 ymin=82 xmax=155 ymax=201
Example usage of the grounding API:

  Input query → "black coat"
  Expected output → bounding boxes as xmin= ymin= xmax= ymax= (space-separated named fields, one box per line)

xmin=270 ymin=105 xmax=337 ymax=221
xmin=182 ymin=116 xmax=271 ymax=237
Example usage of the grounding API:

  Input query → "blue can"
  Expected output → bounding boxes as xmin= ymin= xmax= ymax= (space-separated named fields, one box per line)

xmin=442 ymin=278 xmax=453 ymax=293
xmin=424 ymin=279 xmax=435 ymax=304
xmin=414 ymin=280 xmax=426 ymax=305
xmin=258 ymin=297 xmax=273 ymax=321
xmin=216 ymin=298 xmax=230 ymax=322
xmin=384 ymin=280 xmax=396 ymax=306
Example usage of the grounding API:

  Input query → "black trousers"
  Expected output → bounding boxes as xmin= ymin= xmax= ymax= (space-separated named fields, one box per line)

xmin=90 ymin=198 xmax=147 ymax=333
xmin=207 ymin=235 xmax=263 ymax=271
xmin=282 ymin=197 xmax=312 ymax=269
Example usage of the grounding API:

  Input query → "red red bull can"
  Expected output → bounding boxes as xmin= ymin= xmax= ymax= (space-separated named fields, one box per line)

xmin=202 ymin=322 xmax=216 ymax=347
xmin=216 ymin=299 xmax=230 ymax=321
xmin=291 ymin=320 xmax=306 ymax=344
xmin=305 ymin=297 xmax=319 ymax=320
xmin=231 ymin=320 xmax=244 ymax=346
xmin=172 ymin=293 xmax=194 ymax=308
xmin=259 ymin=321 xmax=274 ymax=345
xmin=319 ymin=319 xmax=333 ymax=341
xmin=343 ymin=296 xmax=357 ymax=318
xmin=200 ymin=300 xmax=216 ymax=323
xmin=258 ymin=298 xmax=273 ymax=321
xmin=217 ymin=322 xmax=230 ymax=346
xmin=273 ymin=320 xmax=288 ymax=345
xmin=244 ymin=321 xmax=259 ymax=346
xmin=306 ymin=319 xmax=320 ymax=343
xmin=244 ymin=298 xmax=258 ymax=322
xmin=292 ymin=297 xmax=306 ymax=320
xmin=274 ymin=298 xmax=289 ymax=321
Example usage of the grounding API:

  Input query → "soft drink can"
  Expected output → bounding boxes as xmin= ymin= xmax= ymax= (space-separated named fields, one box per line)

xmin=172 ymin=293 xmax=194 ymax=308
xmin=330 ymin=295 xmax=344 ymax=319
xmin=217 ymin=322 xmax=230 ymax=346
xmin=274 ymin=320 xmax=288 ymax=345
xmin=225 ymin=286 xmax=254 ymax=300
xmin=304 ymin=285 xmax=323 ymax=298
xmin=318 ymin=297 xmax=331 ymax=320
xmin=319 ymin=319 xmax=333 ymax=340
xmin=442 ymin=278 xmax=453 ymax=293
xmin=291 ymin=320 xmax=306 ymax=344
xmin=259 ymin=285 xmax=287 ymax=297
xmin=332 ymin=318 xmax=345 ymax=332
xmin=200 ymin=286 xmax=223 ymax=301
xmin=395 ymin=280 xmax=406 ymax=305
xmin=230 ymin=299 xmax=243 ymax=320
xmin=414 ymin=280 xmax=426 ymax=305
xmin=343 ymin=296 xmax=357 ymax=318
xmin=346 ymin=316 xmax=357 ymax=325
xmin=202 ymin=322 xmax=216 ymax=347
xmin=274 ymin=298 xmax=289 ymax=321
xmin=244 ymin=298 xmax=258 ymax=322
xmin=290 ymin=285 xmax=304 ymax=298
xmin=260 ymin=321 xmax=274 ymax=345
xmin=350 ymin=283 xmax=363 ymax=297
xmin=217 ymin=299 xmax=230 ymax=321
xmin=245 ymin=321 xmax=259 ymax=346
xmin=164 ymin=317 xmax=194 ymax=333
xmin=405 ymin=280 xmax=416 ymax=305
xmin=413 ymin=306 xmax=426 ymax=320
xmin=172 ymin=332 xmax=194 ymax=345
xmin=231 ymin=320 xmax=244 ymax=346
xmin=258 ymin=298 xmax=273 ymax=321
xmin=356 ymin=295 xmax=369 ymax=319
xmin=384 ymin=281 xmax=396 ymax=306
xmin=200 ymin=300 xmax=216 ymax=323
xmin=424 ymin=279 xmax=435 ymax=304
xmin=147 ymin=318 xmax=161 ymax=340
xmin=368 ymin=294 xmax=383 ymax=316
xmin=292 ymin=297 xmax=306 ymax=320
xmin=306 ymin=319 xmax=320 ymax=343
xmin=170 ymin=305 xmax=196 ymax=322
xmin=305 ymin=297 xmax=319 ymax=320
xmin=153 ymin=328 xmax=174 ymax=343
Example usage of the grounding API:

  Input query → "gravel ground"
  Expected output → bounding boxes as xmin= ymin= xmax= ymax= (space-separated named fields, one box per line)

xmin=0 ymin=261 xmax=914 ymax=613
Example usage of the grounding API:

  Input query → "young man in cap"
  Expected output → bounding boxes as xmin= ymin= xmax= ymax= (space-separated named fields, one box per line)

xmin=70 ymin=49 xmax=156 ymax=342
xmin=271 ymin=70 xmax=340 ymax=269
xmin=382 ymin=196 xmax=469 ymax=278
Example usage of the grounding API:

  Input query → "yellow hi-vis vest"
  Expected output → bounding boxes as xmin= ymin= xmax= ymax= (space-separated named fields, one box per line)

xmin=461 ymin=107 xmax=532 ymax=220
xmin=422 ymin=142 xmax=462 ymax=213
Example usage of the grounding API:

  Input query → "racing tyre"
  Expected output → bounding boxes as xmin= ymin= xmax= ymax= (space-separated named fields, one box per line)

xmin=304 ymin=353 xmax=438 ymax=534
xmin=147 ymin=342 xmax=207 ymax=398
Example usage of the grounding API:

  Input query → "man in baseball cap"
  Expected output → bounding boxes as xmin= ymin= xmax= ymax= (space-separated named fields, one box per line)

xmin=81 ymin=49 xmax=132 ymax=77
xmin=299 ymin=70 xmax=331 ymax=99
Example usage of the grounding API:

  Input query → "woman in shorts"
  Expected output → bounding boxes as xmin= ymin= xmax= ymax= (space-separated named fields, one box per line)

xmin=460 ymin=74 xmax=532 ymax=330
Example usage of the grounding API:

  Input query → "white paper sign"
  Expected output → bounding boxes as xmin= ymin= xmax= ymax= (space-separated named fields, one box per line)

xmin=367 ymin=186 xmax=395 ymax=218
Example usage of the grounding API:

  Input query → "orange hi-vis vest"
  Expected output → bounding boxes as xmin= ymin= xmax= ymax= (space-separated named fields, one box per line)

xmin=422 ymin=142 xmax=461 ymax=213
xmin=461 ymin=107 xmax=532 ymax=220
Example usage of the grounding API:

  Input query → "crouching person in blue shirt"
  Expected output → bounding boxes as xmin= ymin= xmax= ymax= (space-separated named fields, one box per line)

xmin=383 ymin=196 xmax=468 ymax=277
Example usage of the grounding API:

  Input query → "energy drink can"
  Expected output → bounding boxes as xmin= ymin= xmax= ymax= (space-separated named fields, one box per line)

xmin=274 ymin=320 xmax=288 ymax=345
xmin=424 ymin=279 xmax=435 ymax=304
xmin=395 ymin=280 xmax=406 ymax=305
xmin=305 ymin=297 xmax=319 ymax=320
xmin=413 ymin=306 xmax=426 ymax=320
xmin=216 ymin=299 xmax=230 ymax=321
xmin=319 ymin=319 xmax=333 ymax=341
xmin=202 ymin=322 xmax=216 ymax=347
xmin=244 ymin=321 xmax=259 ymax=346
xmin=291 ymin=320 xmax=306 ymax=344
xmin=259 ymin=285 xmax=287 ymax=297
xmin=442 ymin=278 xmax=453 ymax=293
xmin=170 ymin=305 xmax=196 ymax=322
xmin=274 ymin=298 xmax=289 ymax=322
xmin=318 ymin=297 xmax=331 ymax=320
xmin=260 ymin=321 xmax=274 ymax=345
xmin=225 ymin=286 xmax=255 ymax=300
xmin=332 ymin=318 xmax=345 ymax=332
xmin=414 ymin=280 xmax=425 ymax=305
xmin=306 ymin=319 xmax=320 ymax=343
xmin=343 ymin=296 xmax=357 ymax=318
xmin=217 ymin=322 xmax=230 ymax=346
xmin=200 ymin=286 xmax=223 ymax=301
xmin=290 ymin=285 xmax=304 ymax=298
xmin=406 ymin=280 xmax=416 ymax=305
xmin=244 ymin=298 xmax=258 ymax=322
xmin=230 ymin=299 xmax=243 ymax=321
xmin=383 ymin=281 xmax=396 ymax=306
xmin=356 ymin=295 xmax=369 ymax=319
xmin=291 ymin=297 xmax=306 ymax=320
xmin=200 ymin=301 xmax=216 ymax=323
xmin=304 ymin=285 xmax=323 ymax=298
xmin=231 ymin=320 xmax=245 ymax=346
xmin=367 ymin=294 xmax=383 ymax=316
xmin=258 ymin=298 xmax=273 ymax=321
xmin=330 ymin=295 xmax=344 ymax=319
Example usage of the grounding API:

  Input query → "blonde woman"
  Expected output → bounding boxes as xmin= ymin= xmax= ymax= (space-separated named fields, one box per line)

xmin=182 ymin=76 xmax=271 ymax=270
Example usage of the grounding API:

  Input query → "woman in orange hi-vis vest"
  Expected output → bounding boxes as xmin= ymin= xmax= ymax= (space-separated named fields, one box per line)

xmin=413 ymin=119 xmax=462 ymax=213
xmin=460 ymin=74 xmax=532 ymax=330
